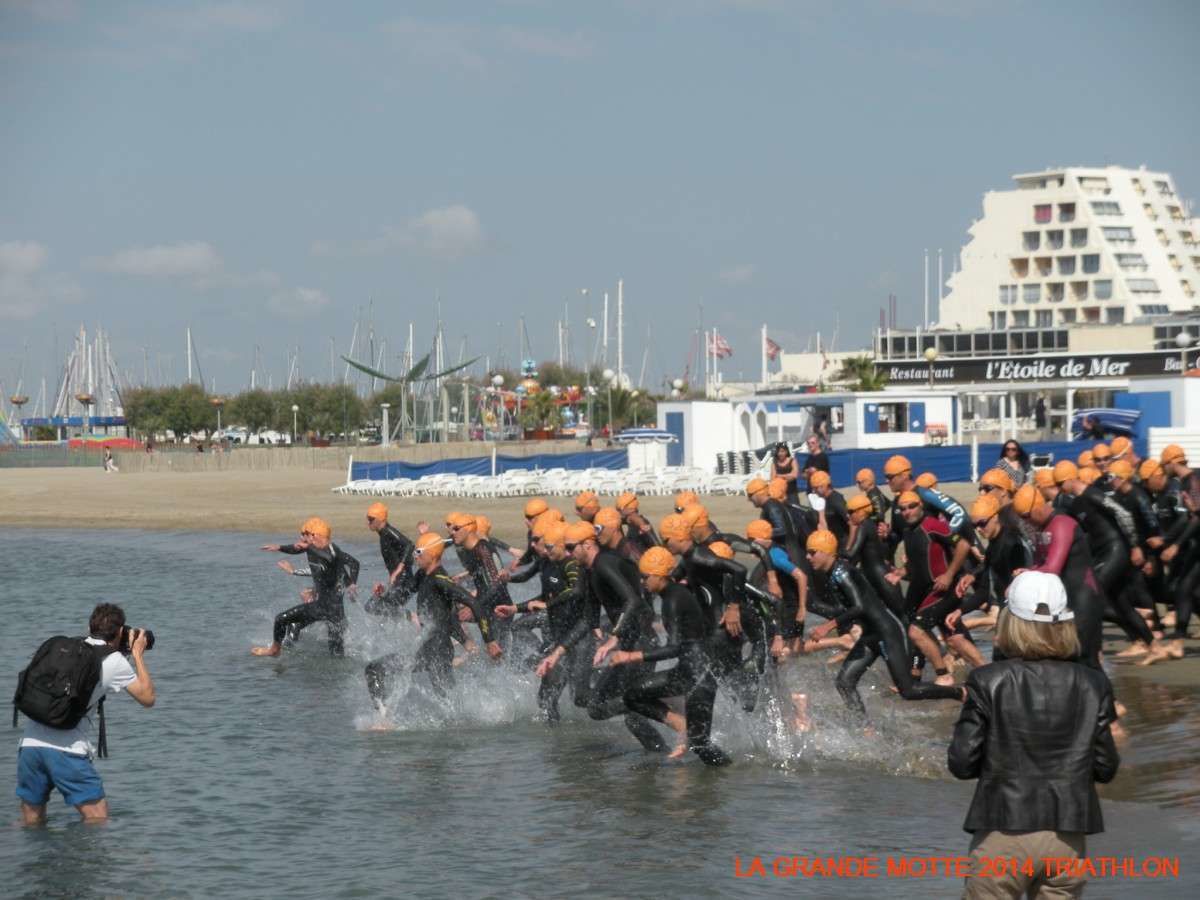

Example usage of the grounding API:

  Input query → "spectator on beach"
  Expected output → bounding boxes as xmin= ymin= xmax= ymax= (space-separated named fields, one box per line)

xmin=948 ymin=571 xmax=1119 ymax=898
xmin=103 ymin=448 xmax=118 ymax=473
xmin=802 ymin=435 xmax=829 ymax=486
xmin=995 ymin=440 xmax=1030 ymax=487
xmin=814 ymin=413 xmax=831 ymax=450
xmin=770 ymin=443 xmax=801 ymax=505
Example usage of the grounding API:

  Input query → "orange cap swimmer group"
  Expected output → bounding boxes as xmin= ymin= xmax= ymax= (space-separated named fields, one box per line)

xmin=883 ymin=455 xmax=912 ymax=477
xmin=366 ymin=502 xmax=389 ymax=522
xmin=1012 ymin=484 xmax=1044 ymax=516
xmin=856 ymin=468 xmax=876 ymax=487
xmin=658 ymin=514 xmax=692 ymax=542
xmin=745 ymin=519 xmax=773 ymax=541
xmin=415 ymin=531 xmax=446 ymax=561
xmin=806 ymin=530 xmax=838 ymax=555
xmin=594 ymin=507 xmax=623 ymax=533
xmin=524 ymin=498 xmax=550 ymax=519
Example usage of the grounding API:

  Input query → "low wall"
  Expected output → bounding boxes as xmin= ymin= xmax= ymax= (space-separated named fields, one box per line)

xmin=113 ymin=439 xmax=583 ymax=474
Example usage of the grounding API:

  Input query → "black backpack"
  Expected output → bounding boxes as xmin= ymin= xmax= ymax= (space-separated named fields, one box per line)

xmin=13 ymin=636 xmax=118 ymax=757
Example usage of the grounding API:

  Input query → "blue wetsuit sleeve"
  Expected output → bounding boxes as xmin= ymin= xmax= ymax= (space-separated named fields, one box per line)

xmin=768 ymin=547 xmax=798 ymax=576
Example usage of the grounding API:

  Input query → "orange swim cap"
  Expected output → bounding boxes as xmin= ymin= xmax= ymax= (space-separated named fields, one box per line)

xmin=524 ymin=498 xmax=549 ymax=519
xmin=915 ymin=472 xmax=937 ymax=489
xmin=474 ymin=514 xmax=492 ymax=537
xmin=575 ymin=491 xmax=600 ymax=511
xmin=1076 ymin=450 xmax=1093 ymax=468
xmin=1078 ymin=466 xmax=1102 ymax=485
xmin=594 ymin=507 xmax=623 ymax=533
xmin=767 ymin=477 xmax=788 ymax=501
xmin=531 ymin=514 xmax=557 ymax=539
xmin=708 ymin=541 xmax=734 ymax=560
xmin=1161 ymin=444 xmax=1186 ymax=465
xmin=1032 ymin=469 xmax=1056 ymax=488
xmin=366 ymin=502 xmax=389 ymax=522
xmin=1107 ymin=460 xmax=1133 ymax=481
xmin=308 ymin=518 xmax=331 ymax=539
xmin=1052 ymin=461 xmax=1078 ymax=484
xmin=1091 ymin=443 xmax=1112 ymax=462
xmin=1109 ymin=436 xmax=1131 ymax=459
xmin=809 ymin=471 xmax=832 ymax=489
xmin=883 ymin=455 xmax=912 ymax=477
xmin=970 ymin=495 xmax=1001 ymax=521
xmin=806 ymin=530 xmax=838 ymax=554
xmin=897 ymin=490 xmax=922 ymax=507
xmin=415 ymin=531 xmax=446 ymax=562
xmin=544 ymin=522 xmax=569 ymax=548
xmin=615 ymin=491 xmax=639 ymax=512
xmin=674 ymin=490 xmax=699 ymax=511
xmin=564 ymin=521 xmax=598 ymax=545
xmin=745 ymin=478 xmax=770 ymax=498
xmin=856 ymin=468 xmax=876 ymax=487
xmin=980 ymin=468 xmax=1015 ymax=494
xmin=745 ymin=519 xmax=773 ymax=540
xmin=1138 ymin=459 xmax=1164 ymax=481
xmin=1012 ymin=484 xmax=1043 ymax=516
xmin=846 ymin=494 xmax=873 ymax=514
xmin=680 ymin=504 xmax=709 ymax=530
xmin=638 ymin=546 xmax=676 ymax=578
xmin=659 ymin=514 xmax=692 ymax=542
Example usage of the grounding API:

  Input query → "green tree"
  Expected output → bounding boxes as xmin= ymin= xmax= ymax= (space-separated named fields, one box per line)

xmin=163 ymin=384 xmax=215 ymax=439
xmin=123 ymin=387 xmax=170 ymax=438
xmin=518 ymin=391 xmax=562 ymax=431
xmin=227 ymin=389 xmax=276 ymax=433
xmin=835 ymin=355 xmax=889 ymax=391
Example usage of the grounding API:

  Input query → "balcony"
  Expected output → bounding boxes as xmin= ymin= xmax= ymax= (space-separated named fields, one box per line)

xmin=1034 ymin=204 xmax=1052 ymax=224
xmin=1035 ymin=257 xmax=1053 ymax=277
xmin=1057 ymin=256 xmax=1076 ymax=276
xmin=1169 ymin=205 xmax=1185 ymax=222
xmin=1169 ymin=255 xmax=1182 ymax=271
xmin=1157 ymin=229 xmax=1170 ymax=246
xmin=1070 ymin=228 xmax=1088 ymax=248
xmin=1184 ymin=280 xmax=1195 ymax=298
xmin=1070 ymin=280 xmax=1088 ymax=301
xmin=1046 ymin=229 xmax=1064 ymax=249
xmin=1011 ymin=257 xmax=1029 ymax=278
xmin=1022 ymin=231 xmax=1041 ymax=251
xmin=1132 ymin=179 xmax=1146 ymax=195
xmin=1083 ymin=307 xmax=1101 ymax=323
xmin=1060 ymin=309 xmax=1077 ymax=324
xmin=1143 ymin=204 xmax=1158 ymax=220
xmin=1058 ymin=203 xmax=1076 ymax=222
xmin=1047 ymin=282 xmax=1065 ymax=303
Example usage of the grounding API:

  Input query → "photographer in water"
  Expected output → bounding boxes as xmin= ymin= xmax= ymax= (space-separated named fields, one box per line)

xmin=14 ymin=602 xmax=156 ymax=825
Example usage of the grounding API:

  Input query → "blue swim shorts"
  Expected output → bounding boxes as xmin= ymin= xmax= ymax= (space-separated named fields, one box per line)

xmin=16 ymin=746 xmax=105 ymax=807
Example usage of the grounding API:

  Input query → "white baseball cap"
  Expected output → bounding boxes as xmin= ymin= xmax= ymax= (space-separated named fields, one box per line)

xmin=1006 ymin=571 xmax=1074 ymax=623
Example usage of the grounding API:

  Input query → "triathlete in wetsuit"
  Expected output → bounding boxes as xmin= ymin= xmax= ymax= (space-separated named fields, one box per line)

xmin=365 ymin=502 xmax=416 ymax=617
xmin=449 ymin=513 xmax=516 ymax=647
xmin=809 ymin=471 xmax=849 ymax=550
xmin=365 ymin=532 xmax=500 ymax=706
xmin=552 ymin=523 xmax=667 ymax=753
xmin=253 ymin=518 xmax=359 ymax=657
xmin=1012 ymin=485 xmax=1105 ymax=671
xmin=955 ymin=496 xmax=1034 ymax=621
xmin=616 ymin=492 xmax=660 ymax=557
xmin=844 ymin=494 xmax=905 ymax=618
xmin=805 ymin=530 xmax=964 ymax=717
xmin=609 ymin=547 xmax=731 ymax=766
xmin=856 ymin=468 xmax=890 ymax=523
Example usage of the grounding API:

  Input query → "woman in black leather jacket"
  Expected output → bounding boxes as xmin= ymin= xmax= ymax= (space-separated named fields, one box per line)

xmin=948 ymin=570 xmax=1119 ymax=899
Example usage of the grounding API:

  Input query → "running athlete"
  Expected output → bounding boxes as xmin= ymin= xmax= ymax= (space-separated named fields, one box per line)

xmin=364 ymin=532 xmax=501 ymax=708
xmin=1142 ymin=445 xmax=1200 ymax=663
xmin=615 ymin=492 xmax=660 ymax=555
xmin=595 ymin=506 xmax=640 ymax=562
xmin=365 ymin=502 xmax=415 ymax=617
xmin=746 ymin=519 xmax=808 ymax=654
xmin=746 ymin=477 xmax=805 ymax=566
xmin=805 ymin=530 xmax=965 ymax=716
xmin=808 ymin=471 xmax=849 ymax=549
xmin=495 ymin=522 xmax=590 ymax=720
xmin=253 ymin=518 xmax=359 ymax=657
xmin=575 ymin=491 xmax=601 ymax=523
xmin=608 ymin=547 xmax=732 ymax=766
xmin=950 ymin=494 xmax=1035 ymax=640
xmin=880 ymin=456 xmax=976 ymax=585
xmin=551 ymin=522 xmax=668 ymax=753
xmin=1010 ymin=485 xmax=1104 ymax=671
xmin=856 ymin=468 xmax=890 ymax=522
xmin=447 ymin=512 xmax=516 ymax=647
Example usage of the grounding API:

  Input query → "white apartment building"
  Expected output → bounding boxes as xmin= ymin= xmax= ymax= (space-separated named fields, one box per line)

xmin=940 ymin=165 xmax=1199 ymax=331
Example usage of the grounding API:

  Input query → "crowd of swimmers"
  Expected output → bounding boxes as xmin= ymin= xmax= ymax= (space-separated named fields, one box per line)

xmin=250 ymin=439 xmax=1199 ymax=765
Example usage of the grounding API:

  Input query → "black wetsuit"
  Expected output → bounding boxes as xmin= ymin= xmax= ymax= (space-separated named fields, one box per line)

xmin=1034 ymin=514 xmax=1105 ymax=670
xmin=623 ymin=514 xmax=661 ymax=557
xmin=519 ymin=557 xmax=590 ymax=720
xmin=622 ymin=582 xmax=729 ymax=766
xmin=457 ymin=539 xmax=516 ymax=647
xmin=274 ymin=542 xmax=360 ymax=655
xmin=814 ymin=560 xmax=963 ymax=716
xmin=865 ymin=486 xmax=889 ymax=523
xmin=365 ymin=524 xmax=416 ymax=617
xmin=760 ymin=497 xmax=804 ymax=565
xmin=820 ymin=490 xmax=851 ymax=550
xmin=845 ymin=519 xmax=905 ymax=619
xmin=365 ymin=567 xmax=494 ymax=703
xmin=960 ymin=510 xmax=1035 ymax=617
xmin=580 ymin=549 xmax=667 ymax=752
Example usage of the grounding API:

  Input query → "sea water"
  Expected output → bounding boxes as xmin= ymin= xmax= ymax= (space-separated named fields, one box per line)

xmin=1 ymin=528 xmax=1196 ymax=898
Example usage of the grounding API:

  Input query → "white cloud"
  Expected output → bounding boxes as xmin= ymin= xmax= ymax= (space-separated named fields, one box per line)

xmin=93 ymin=241 xmax=223 ymax=278
xmin=0 ymin=240 xmax=82 ymax=320
xmin=147 ymin=2 xmax=283 ymax=33
xmin=268 ymin=286 xmax=329 ymax=317
xmin=314 ymin=204 xmax=486 ymax=260
xmin=719 ymin=263 xmax=756 ymax=285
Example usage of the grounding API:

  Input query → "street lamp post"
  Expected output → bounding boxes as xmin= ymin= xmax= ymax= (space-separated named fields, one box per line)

xmin=1176 ymin=330 xmax=1196 ymax=378
xmin=291 ymin=403 xmax=299 ymax=445
xmin=210 ymin=396 xmax=225 ymax=439
xmin=630 ymin=390 xmax=640 ymax=428
xmin=923 ymin=347 xmax=940 ymax=389
xmin=491 ymin=375 xmax=504 ymax=440
xmin=380 ymin=402 xmax=391 ymax=448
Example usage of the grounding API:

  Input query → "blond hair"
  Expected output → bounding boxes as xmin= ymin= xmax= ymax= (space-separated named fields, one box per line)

xmin=994 ymin=608 xmax=1080 ymax=661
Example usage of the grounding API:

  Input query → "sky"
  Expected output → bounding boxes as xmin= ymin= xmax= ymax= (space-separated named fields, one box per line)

xmin=2 ymin=0 xmax=1199 ymax=398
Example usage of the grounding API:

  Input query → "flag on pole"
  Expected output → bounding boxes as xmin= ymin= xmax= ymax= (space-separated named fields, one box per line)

xmin=764 ymin=335 xmax=782 ymax=361
xmin=708 ymin=331 xmax=733 ymax=359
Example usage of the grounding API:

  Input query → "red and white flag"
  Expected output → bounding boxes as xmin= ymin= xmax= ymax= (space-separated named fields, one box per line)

xmin=708 ymin=331 xmax=733 ymax=359
xmin=764 ymin=335 xmax=782 ymax=361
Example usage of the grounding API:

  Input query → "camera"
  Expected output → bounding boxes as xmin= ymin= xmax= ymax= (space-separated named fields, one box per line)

xmin=119 ymin=626 xmax=156 ymax=654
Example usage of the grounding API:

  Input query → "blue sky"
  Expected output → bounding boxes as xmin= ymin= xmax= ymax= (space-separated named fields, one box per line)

xmin=2 ymin=0 xmax=1198 ymax=396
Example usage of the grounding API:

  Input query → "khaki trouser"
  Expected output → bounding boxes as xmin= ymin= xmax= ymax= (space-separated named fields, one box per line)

xmin=962 ymin=830 xmax=1087 ymax=899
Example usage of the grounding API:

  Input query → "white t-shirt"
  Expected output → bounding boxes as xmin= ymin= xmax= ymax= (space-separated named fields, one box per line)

xmin=20 ymin=638 xmax=137 ymax=758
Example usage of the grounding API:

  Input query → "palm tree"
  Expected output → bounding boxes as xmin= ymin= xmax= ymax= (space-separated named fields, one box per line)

xmin=835 ymin=355 xmax=889 ymax=391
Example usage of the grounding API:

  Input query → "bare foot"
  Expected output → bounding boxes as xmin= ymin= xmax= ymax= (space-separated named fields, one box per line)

xmin=1114 ymin=643 xmax=1150 ymax=659
xmin=790 ymin=693 xmax=811 ymax=733
xmin=251 ymin=644 xmax=281 ymax=657
xmin=1114 ymin=700 xmax=1127 ymax=718
xmin=667 ymin=741 xmax=688 ymax=760
xmin=828 ymin=651 xmax=849 ymax=665
xmin=837 ymin=633 xmax=857 ymax=650
xmin=1160 ymin=612 xmax=1177 ymax=630
xmin=364 ymin=721 xmax=394 ymax=732
xmin=934 ymin=673 xmax=956 ymax=687
xmin=1137 ymin=646 xmax=1172 ymax=667
xmin=1111 ymin=721 xmax=1129 ymax=743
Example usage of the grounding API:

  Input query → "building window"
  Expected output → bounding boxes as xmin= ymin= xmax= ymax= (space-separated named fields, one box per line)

xmin=1046 ymin=283 xmax=1064 ymax=302
xmin=1013 ymin=310 xmax=1030 ymax=327
xmin=1169 ymin=254 xmax=1182 ymax=271
xmin=989 ymin=311 xmax=1007 ymax=329
xmin=1022 ymin=284 xmax=1040 ymax=303
xmin=1081 ymin=254 xmax=1100 ymax=273
xmin=998 ymin=284 xmax=1018 ymax=305
xmin=1168 ymin=205 xmax=1184 ymax=222
xmin=1059 ymin=203 xmax=1076 ymax=222
xmin=1155 ymin=180 xmax=1173 ymax=197
xmin=1046 ymin=229 xmax=1064 ymax=249
xmin=1106 ymin=307 xmax=1125 ymax=324
xmin=1115 ymin=253 xmax=1148 ymax=271
xmin=1192 ymin=256 xmax=1200 ymax=269
xmin=1034 ymin=204 xmax=1052 ymax=224
xmin=1143 ymin=203 xmax=1158 ymax=220
xmin=1139 ymin=304 xmax=1169 ymax=315
xmin=1057 ymin=257 xmax=1076 ymax=275
xmin=1060 ymin=309 xmax=1077 ymax=324
xmin=1070 ymin=281 xmax=1088 ymax=301
xmin=1070 ymin=228 xmax=1088 ymax=247
xmin=1183 ymin=280 xmax=1195 ymax=298
xmin=1090 ymin=200 xmax=1121 ymax=216
xmin=1182 ymin=231 xmax=1197 ymax=247
xmin=1157 ymin=228 xmax=1170 ymax=246
xmin=1126 ymin=278 xmax=1160 ymax=293
xmin=1022 ymin=231 xmax=1040 ymax=251
xmin=1094 ymin=280 xmax=1113 ymax=299
xmin=1083 ymin=307 xmax=1101 ymax=323
xmin=1080 ymin=177 xmax=1111 ymax=194
xmin=1036 ymin=310 xmax=1053 ymax=326
xmin=1035 ymin=257 xmax=1052 ymax=277
xmin=1101 ymin=226 xmax=1135 ymax=244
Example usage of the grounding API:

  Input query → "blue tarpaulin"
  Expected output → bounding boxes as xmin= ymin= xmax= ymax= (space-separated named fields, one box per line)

xmin=350 ymin=448 xmax=628 ymax=482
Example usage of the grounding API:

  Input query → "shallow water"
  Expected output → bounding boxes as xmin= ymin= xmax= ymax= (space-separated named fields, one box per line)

xmin=1 ymin=528 xmax=1197 ymax=898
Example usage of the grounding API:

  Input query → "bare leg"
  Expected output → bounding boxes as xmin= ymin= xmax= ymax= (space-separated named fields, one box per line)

xmin=19 ymin=801 xmax=46 ymax=827
xmin=664 ymin=710 xmax=688 ymax=758
xmin=76 ymin=798 xmax=109 ymax=822
xmin=251 ymin=642 xmax=282 ymax=657
xmin=791 ymin=692 xmax=811 ymax=733
xmin=908 ymin=624 xmax=948 ymax=675
xmin=947 ymin=634 xmax=984 ymax=668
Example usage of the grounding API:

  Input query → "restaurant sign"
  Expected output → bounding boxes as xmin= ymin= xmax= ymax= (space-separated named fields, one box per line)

xmin=876 ymin=349 xmax=1200 ymax=385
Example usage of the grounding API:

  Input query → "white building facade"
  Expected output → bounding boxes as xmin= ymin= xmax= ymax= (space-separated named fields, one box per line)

xmin=941 ymin=165 xmax=1199 ymax=331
